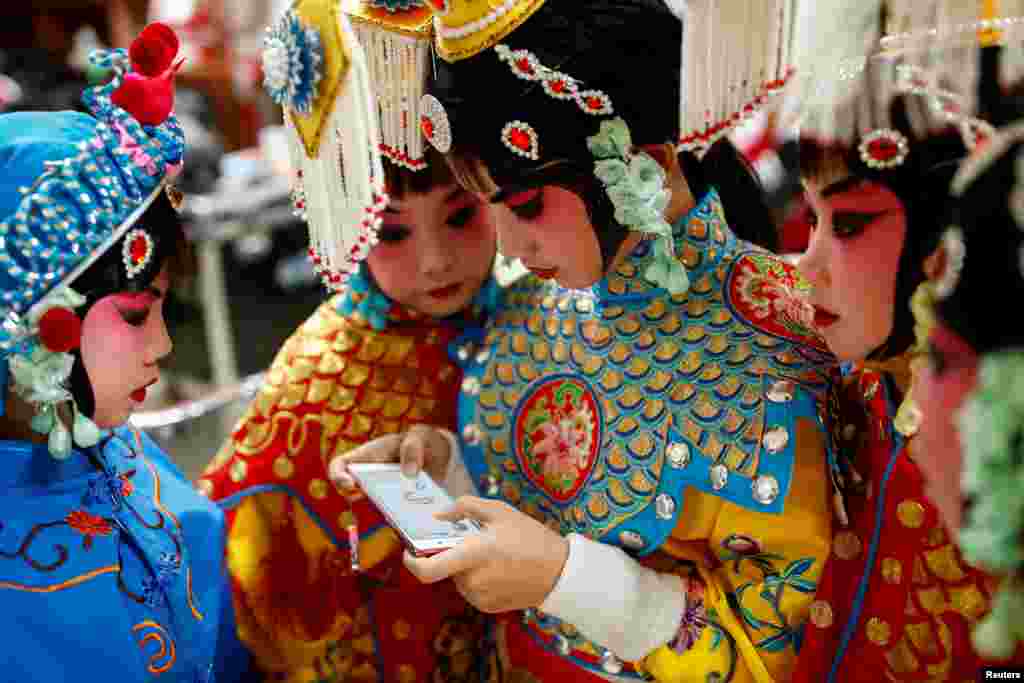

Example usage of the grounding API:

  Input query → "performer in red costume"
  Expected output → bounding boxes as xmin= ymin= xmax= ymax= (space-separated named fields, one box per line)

xmin=198 ymin=1 xmax=499 ymax=680
xmin=785 ymin=2 xmax=1024 ymax=679
xmin=914 ymin=114 xmax=1024 ymax=663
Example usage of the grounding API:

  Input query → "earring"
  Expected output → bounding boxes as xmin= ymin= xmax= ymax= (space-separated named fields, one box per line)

xmin=335 ymin=262 xmax=392 ymax=331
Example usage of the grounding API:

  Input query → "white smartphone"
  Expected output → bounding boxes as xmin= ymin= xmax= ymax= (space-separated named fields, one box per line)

xmin=348 ymin=463 xmax=481 ymax=557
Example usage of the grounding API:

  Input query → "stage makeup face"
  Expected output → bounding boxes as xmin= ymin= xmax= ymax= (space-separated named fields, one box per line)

xmin=488 ymin=185 xmax=604 ymax=290
xmin=79 ymin=266 xmax=172 ymax=428
xmin=367 ymin=183 xmax=496 ymax=318
xmin=798 ymin=177 xmax=907 ymax=362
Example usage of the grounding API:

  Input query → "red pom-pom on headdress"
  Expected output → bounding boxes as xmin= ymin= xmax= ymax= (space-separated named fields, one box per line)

xmin=112 ymin=23 xmax=184 ymax=127
xmin=130 ymin=23 xmax=180 ymax=77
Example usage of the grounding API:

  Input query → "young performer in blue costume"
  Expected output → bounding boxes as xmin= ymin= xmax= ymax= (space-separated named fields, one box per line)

xmin=0 ymin=23 xmax=252 ymax=682
xmin=335 ymin=2 xmax=842 ymax=681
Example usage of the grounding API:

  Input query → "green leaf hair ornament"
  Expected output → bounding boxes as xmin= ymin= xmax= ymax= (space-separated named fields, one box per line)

xmin=587 ymin=118 xmax=689 ymax=296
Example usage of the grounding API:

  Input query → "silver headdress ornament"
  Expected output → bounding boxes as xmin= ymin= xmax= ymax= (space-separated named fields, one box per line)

xmin=783 ymin=0 xmax=1024 ymax=149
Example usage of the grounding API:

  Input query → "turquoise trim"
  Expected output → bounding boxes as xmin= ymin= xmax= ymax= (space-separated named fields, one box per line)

xmin=596 ymin=440 xmax=691 ymax=558
xmin=335 ymin=262 xmax=392 ymax=331
xmin=522 ymin=616 xmax=646 ymax=679
xmin=659 ymin=375 xmax=812 ymax=516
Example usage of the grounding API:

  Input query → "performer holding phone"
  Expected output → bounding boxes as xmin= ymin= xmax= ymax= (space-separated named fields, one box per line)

xmin=348 ymin=463 xmax=481 ymax=558
xmin=198 ymin=1 xmax=501 ymax=681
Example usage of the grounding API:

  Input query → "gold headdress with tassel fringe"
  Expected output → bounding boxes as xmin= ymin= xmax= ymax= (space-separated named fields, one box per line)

xmin=266 ymin=0 xmax=444 ymax=291
xmin=427 ymin=0 xmax=546 ymax=62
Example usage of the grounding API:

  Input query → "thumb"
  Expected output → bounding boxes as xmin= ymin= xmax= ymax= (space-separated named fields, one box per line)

xmin=399 ymin=433 xmax=426 ymax=479
xmin=434 ymin=496 xmax=503 ymax=525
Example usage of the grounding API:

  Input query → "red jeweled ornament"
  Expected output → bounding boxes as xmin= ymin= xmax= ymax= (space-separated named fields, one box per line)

xmin=122 ymin=228 xmax=155 ymax=278
xmin=858 ymin=129 xmax=909 ymax=169
xmin=501 ymin=121 xmax=539 ymax=160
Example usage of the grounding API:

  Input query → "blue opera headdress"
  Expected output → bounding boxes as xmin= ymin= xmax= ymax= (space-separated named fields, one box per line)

xmin=0 ymin=23 xmax=185 ymax=459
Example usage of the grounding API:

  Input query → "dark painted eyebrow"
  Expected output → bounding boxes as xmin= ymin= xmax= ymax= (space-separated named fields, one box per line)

xmin=490 ymin=185 xmax=537 ymax=204
xmin=822 ymin=176 xmax=866 ymax=198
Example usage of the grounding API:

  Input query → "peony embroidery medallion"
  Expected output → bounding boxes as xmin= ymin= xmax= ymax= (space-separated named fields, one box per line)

xmin=513 ymin=375 xmax=602 ymax=504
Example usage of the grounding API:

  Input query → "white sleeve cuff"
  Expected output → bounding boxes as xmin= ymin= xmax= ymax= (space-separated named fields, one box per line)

xmin=437 ymin=429 xmax=479 ymax=498
xmin=539 ymin=533 xmax=685 ymax=662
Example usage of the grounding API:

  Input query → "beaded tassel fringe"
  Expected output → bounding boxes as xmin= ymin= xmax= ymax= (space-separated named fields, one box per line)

xmin=286 ymin=12 xmax=388 ymax=292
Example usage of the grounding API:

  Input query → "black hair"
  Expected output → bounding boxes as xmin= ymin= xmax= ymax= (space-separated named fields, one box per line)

xmin=681 ymin=139 xmax=778 ymax=251
xmin=939 ymin=136 xmax=1024 ymax=352
xmin=382 ymin=145 xmax=458 ymax=199
xmin=66 ymin=190 xmax=188 ymax=418
xmin=434 ymin=0 xmax=777 ymax=271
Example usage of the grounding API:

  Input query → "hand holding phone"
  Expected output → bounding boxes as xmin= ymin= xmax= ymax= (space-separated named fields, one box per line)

xmin=348 ymin=463 xmax=481 ymax=557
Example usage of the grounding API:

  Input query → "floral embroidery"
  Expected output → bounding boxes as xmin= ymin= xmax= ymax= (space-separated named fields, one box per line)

xmin=514 ymin=376 xmax=601 ymax=503
xmin=65 ymin=510 xmax=113 ymax=549
xmin=728 ymin=555 xmax=817 ymax=654
xmin=721 ymin=533 xmax=765 ymax=559
xmin=727 ymin=252 xmax=829 ymax=354
xmin=670 ymin=578 xmax=708 ymax=653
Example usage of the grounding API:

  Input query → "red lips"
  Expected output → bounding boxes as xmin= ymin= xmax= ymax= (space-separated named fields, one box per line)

xmin=526 ymin=266 xmax=558 ymax=280
xmin=428 ymin=283 xmax=462 ymax=300
xmin=131 ymin=378 xmax=158 ymax=403
xmin=813 ymin=306 xmax=840 ymax=329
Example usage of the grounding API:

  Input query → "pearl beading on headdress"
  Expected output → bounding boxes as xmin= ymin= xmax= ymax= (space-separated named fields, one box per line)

xmin=435 ymin=0 xmax=518 ymax=40
xmin=494 ymin=44 xmax=615 ymax=118
xmin=672 ymin=0 xmax=798 ymax=157
xmin=353 ymin=19 xmax=431 ymax=172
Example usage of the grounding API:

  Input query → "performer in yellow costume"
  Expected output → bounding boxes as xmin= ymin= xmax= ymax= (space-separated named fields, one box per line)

xmin=335 ymin=2 xmax=841 ymax=681
xmin=199 ymin=1 xmax=501 ymax=680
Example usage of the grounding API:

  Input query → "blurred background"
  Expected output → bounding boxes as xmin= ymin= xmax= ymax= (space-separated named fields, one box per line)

xmin=0 ymin=1 xmax=811 ymax=479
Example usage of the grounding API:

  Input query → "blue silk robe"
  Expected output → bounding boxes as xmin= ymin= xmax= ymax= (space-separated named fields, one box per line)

xmin=0 ymin=425 xmax=251 ymax=682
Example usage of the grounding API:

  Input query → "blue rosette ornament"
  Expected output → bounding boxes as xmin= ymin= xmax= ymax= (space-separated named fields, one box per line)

xmin=263 ymin=8 xmax=324 ymax=115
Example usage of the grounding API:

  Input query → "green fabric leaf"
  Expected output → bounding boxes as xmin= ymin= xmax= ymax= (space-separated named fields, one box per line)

xmin=594 ymin=159 xmax=628 ymax=186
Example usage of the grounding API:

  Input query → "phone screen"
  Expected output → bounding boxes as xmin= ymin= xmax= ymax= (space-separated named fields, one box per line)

xmin=353 ymin=466 xmax=479 ymax=548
